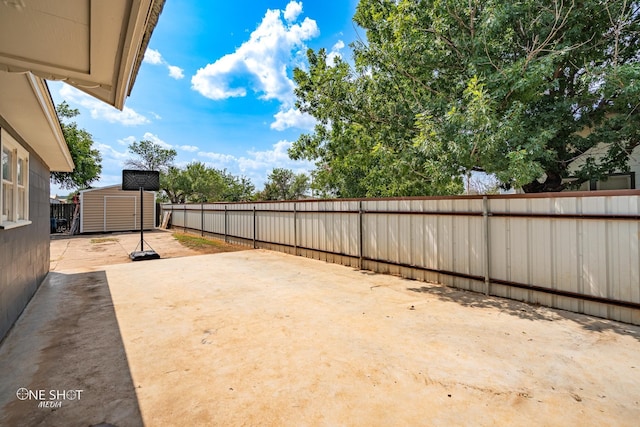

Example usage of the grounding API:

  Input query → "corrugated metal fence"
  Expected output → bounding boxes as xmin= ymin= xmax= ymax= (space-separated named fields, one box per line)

xmin=162 ymin=190 xmax=640 ymax=325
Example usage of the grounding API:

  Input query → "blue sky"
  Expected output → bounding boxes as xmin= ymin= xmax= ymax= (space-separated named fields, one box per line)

xmin=50 ymin=0 xmax=361 ymax=196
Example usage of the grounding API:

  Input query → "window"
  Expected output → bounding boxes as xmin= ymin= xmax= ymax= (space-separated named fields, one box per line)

xmin=595 ymin=173 xmax=635 ymax=190
xmin=563 ymin=172 xmax=636 ymax=192
xmin=1 ymin=129 xmax=30 ymax=229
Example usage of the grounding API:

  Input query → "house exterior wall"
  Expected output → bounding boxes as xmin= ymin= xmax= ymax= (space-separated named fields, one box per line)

xmin=568 ymin=144 xmax=640 ymax=190
xmin=0 ymin=152 xmax=49 ymax=340
xmin=81 ymin=186 xmax=155 ymax=233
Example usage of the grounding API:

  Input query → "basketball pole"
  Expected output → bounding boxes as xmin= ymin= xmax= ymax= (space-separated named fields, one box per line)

xmin=140 ymin=186 xmax=144 ymax=252
xmin=123 ymin=169 xmax=160 ymax=260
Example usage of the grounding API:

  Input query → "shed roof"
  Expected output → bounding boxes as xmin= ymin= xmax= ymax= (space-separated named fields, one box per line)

xmin=80 ymin=184 xmax=156 ymax=194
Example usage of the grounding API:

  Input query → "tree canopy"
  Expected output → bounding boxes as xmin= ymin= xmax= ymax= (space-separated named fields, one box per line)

xmin=291 ymin=0 xmax=640 ymax=194
xmin=51 ymin=102 xmax=102 ymax=190
xmin=259 ymin=168 xmax=310 ymax=200
xmin=161 ymin=162 xmax=255 ymax=203
xmin=125 ymin=139 xmax=177 ymax=172
xmin=124 ymin=140 xmax=254 ymax=203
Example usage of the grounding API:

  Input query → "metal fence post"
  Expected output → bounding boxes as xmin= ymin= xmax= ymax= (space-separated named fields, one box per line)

xmin=183 ymin=205 xmax=186 ymax=232
xmin=224 ymin=205 xmax=228 ymax=243
xmin=359 ymin=200 xmax=364 ymax=269
xmin=201 ymin=203 xmax=204 ymax=237
xmin=294 ymin=202 xmax=298 ymax=256
xmin=253 ymin=206 xmax=256 ymax=249
xmin=483 ymin=195 xmax=491 ymax=296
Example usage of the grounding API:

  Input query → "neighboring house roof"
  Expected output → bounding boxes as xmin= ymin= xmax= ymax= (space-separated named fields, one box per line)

xmin=0 ymin=0 xmax=165 ymax=173
xmin=0 ymin=0 xmax=165 ymax=110
xmin=568 ymin=143 xmax=640 ymax=175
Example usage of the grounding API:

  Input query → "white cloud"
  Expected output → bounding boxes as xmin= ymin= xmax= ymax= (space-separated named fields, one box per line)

xmin=118 ymin=132 xmax=182 ymax=152
xmin=199 ymin=152 xmax=236 ymax=162
xmin=271 ymin=107 xmax=316 ymax=131
xmin=143 ymin=48 xmax=163 ymax=65
xmin=326 ymin=40 xmax=345 ymax=66
xmin=143 ymin=47 xmax=185 ymax=80
xmin=191 ymin=0 xmax=319 ymax=104
xmin=142 ymin=132 xmax=173 ymax=149
xmin=238 ymin=140 xmax=313 ymax=173
xmin=99 ymin=106 xmax=150 ymax=126
xmin=94 ymin=142 xmax=129 ymax=176
xmin=242 ymin=140 xmax=293 ymax=167
xmin=198 ymin=151 xmax=237 ymax=169
xmin=117 ymin=136 xmax=137 ymax=146
xmin=178 ymin=145 xmax=199 ymax=152
xmin=168 ymin=65 xmax=185 ymax=80
xmin=59 ymin=85 xmax=149 ymax=126
xmin=284 ymin=1 xmax=303 ymax=22
xmin=196 ymin=140 xmax=313 ymax=188
xmin=95 ymin=142 xmax=129 ymax=161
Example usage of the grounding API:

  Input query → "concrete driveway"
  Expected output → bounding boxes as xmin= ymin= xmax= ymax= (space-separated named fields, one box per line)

xmin=1 ymin=232 xmax=640 ymax=426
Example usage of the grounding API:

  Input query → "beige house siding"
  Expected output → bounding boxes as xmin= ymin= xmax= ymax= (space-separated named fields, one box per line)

xmin=567 ymin=144 xmax=639 ymax=191
xmin=80 ymin=185 xmax=155 ymax=233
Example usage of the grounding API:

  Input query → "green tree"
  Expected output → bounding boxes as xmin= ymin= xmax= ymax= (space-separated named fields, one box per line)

xmin=260 ymin=168 xmax=309 ymax=200
xmin=161 ymin=162 xmax=220 ymax=203
xmin=221 ymin=173 xmax=256 ymax=202
xmin=292 ymin=0 xmax=640 ymax=193
xmin=159 ymin=166 xmax=188 ymax=203
xmin=291 ymin=47 xmax=449 ymax=197
xmin=160 ymin=162 xmax=255 ymax=203
xmin=125 ymin=139 xmax=177 ymax=172
xmin=51 ymin=102 xmax=102 ymax=189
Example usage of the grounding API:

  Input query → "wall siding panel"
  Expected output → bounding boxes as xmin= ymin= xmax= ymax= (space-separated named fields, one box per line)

xmin=81 ymin=186 xmax=154 ymax=233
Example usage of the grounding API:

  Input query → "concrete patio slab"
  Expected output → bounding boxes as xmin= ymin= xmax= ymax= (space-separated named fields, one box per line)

xmin=1 ymin=238 xmax=640 ymax=426
xmin=49 ymin=229 xmax=242 ymax=273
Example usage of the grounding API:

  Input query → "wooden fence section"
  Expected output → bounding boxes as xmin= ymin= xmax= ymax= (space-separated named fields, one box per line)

xmin=162 ymin=190 xmax=640 ymax=325
xmin=50 ymin=203 xmax=75 ymax=233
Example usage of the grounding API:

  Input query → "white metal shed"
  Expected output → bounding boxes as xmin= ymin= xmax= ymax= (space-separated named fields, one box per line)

xmin=79 ymin=185 xmax=155 ymax=233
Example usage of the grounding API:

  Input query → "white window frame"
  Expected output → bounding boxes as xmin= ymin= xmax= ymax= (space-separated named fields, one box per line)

xmin=1 ymin=129 xmax=31 ymax=229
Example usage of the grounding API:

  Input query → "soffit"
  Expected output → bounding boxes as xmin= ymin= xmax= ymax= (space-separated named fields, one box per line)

xmin=0 ymin=0 xmax=160 ymax=109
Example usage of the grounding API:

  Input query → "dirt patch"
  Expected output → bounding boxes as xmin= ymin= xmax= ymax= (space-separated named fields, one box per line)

xmin=90 ymin=237 xmax=120 ymax=244
xmin=171 ymin=231 xmax=244 ymax=254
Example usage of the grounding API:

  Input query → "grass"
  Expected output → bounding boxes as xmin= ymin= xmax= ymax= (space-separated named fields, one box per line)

xmin=172 ymin=232 xmax=237 ymax=252
xmin=90 ymin=237 xmax=120 ymax=244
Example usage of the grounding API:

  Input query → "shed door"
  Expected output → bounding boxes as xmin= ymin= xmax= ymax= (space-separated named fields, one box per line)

xmin=104 ymin=196 xmax=137 ymax=232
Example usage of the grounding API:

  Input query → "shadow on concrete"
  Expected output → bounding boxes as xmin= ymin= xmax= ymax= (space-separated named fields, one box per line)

xmin=0 ymin=271 xmax=143 ymax=426
xmin=407 ymin=284 xmax=640 ymax=342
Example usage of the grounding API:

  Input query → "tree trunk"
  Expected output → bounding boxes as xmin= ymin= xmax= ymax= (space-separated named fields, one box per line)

xmin=522 ymin=171 xmax=566 ymax=193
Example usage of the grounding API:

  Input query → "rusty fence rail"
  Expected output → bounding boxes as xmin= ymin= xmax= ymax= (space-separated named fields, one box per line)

xmin=162 ymin=190 xmax=640 ymax=325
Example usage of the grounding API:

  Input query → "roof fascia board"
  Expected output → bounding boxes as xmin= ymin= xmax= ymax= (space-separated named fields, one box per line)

xmin=114 ymin=0 xmax=153 ymax=109
xmin=27 ymin=74 xmax=74 ymax=171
